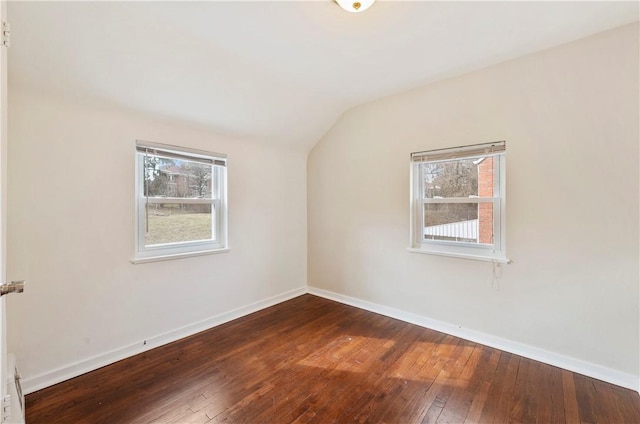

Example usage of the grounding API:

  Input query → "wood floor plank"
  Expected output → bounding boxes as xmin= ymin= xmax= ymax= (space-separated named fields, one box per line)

xmin=420 ymin=341 xmax=477 ymax=423
xmin=492 ymin=353 xmax=522 ymax=424
xmin=305 ymin=322 xmax=420 ymax=422
xmin=476 ymin=351 xmax=511 ymax=423
xmin=435 ymin=344 xmax=487 ymax=423
xmin=25 ymin=295 xmax=640 ymax=424
xmin=562 ymin=370 xmax=581 ymax=423
xmin=534 ymin=361 xmax=565 ymax=424
xmin=365 ymin=331 xmax=450 ymax=423
xmin=522 ymin=359 xmax=542 ymax=424
xmin=592 ymin=379 xmax=623 ymax=424
xmin=372 ymin=333 xmax=456 ymax=423
xmin=260 ymin=333 xmax=388 ymax=422
xmin=573 ymin=373 xmax=604 ymax=424
xmin=508 ymin=356 xmax=531 ymax=423
xmin=342 ymin=325 xmax=436 ymax=423
xmin=444 ymin=346 xmax=500 ymax=423
xmin=406 ymin=336 xmax=465 ymax=423
xmin=464 ymin=380 xmax=491 ymax=424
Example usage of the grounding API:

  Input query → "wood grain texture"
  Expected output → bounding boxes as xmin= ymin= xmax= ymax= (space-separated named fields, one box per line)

xmin=26 ymin=295 xmax=640 ymax=423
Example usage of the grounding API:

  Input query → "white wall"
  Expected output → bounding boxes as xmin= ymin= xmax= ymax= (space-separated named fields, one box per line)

xmin=6 ymin=19 xmax=638 ymax=395
xmin=308 ymin=23 xmax=639 ymax=384
xmin=6 ymin=86 xmax=307 ymax=392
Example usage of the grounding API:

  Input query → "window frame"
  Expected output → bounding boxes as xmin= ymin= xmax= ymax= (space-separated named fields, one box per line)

xmin=133 ymin=141 xmax=228 ymax=263
xmin=409 ymin=141 xmax=508 ymax=263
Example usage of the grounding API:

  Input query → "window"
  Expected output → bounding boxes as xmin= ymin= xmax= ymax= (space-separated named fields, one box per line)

xmin=134 ymin=141 xmax=228 ymax=262
xmin=409 ymin=141 xmax=507 ymax=262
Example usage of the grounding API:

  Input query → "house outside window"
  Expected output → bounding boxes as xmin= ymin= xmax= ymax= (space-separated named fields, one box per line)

xmin=133 ymin=141 xmax=228 ymax=262
xmin=409 ymin=141 xmax=507 ymax=262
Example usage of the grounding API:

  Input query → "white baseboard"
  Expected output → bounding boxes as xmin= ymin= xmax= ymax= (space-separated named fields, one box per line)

xmin=21 ymin=286 xmax=307 ymax=395
xmin=21 ymin=285 xmax=639 ymax=395
xmin=308 ymin=286 xmax=639 ymax=393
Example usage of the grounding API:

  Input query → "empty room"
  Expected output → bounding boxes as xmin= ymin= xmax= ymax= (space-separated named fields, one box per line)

xmin=0 ymin=0 xmax=638 ymax=423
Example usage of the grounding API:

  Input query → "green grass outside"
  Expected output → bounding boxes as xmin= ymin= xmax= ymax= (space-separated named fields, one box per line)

xmin=146 ymin=213 xmax=212 ymax=245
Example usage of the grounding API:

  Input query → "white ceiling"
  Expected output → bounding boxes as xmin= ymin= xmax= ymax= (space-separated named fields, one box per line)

xmin=7 ymin=1 xmax=639 ymax=150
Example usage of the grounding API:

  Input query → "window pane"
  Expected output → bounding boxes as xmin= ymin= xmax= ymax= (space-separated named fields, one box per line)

xmin=422 ymin=157 xmax=494 ymax=198
xmin=423 ymin=203 xmax=493 ymax=244
xmin=144 ymin=156 xmax=213 ymax=198
xmin=145 ymin=203 xmax=213 ymax=246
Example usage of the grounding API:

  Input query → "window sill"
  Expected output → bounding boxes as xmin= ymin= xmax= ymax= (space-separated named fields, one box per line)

xmin=131 ymin=248 xmax=230 ymax=264
xmin=407 ymin=247 xmax=510 ymax=264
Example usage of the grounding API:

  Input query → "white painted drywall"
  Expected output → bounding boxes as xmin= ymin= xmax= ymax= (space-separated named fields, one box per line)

xmin=308 ymin=23 xmax=639 ymax=378
xmin=6 ymin=86 xmax=307 ymax=388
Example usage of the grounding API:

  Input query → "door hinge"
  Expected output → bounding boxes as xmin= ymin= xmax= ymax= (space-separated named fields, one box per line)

xmin=1 ymin=395 xmax=10 ymax=422
xmin=2 ymin=22 xmax=10 ymax=48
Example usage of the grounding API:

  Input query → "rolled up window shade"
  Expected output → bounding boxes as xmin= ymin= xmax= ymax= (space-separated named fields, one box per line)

xmin=136 ymin=140 xmax=227 ymax=166
xmin=411 ymin=141 xmax=505 ymax=163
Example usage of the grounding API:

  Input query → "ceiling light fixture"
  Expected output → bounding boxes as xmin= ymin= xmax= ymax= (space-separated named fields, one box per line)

xmin=335 ymin=0 xmax=375 ymax=13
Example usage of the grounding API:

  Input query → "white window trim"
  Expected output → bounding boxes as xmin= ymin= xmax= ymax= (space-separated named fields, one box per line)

xmin=409 ymin=141 xmax=509 ymax=263
xmin=130 ymin=248 xmax=231 ymax=264
xmin=132 ymin=141 xmax=229 ymax=263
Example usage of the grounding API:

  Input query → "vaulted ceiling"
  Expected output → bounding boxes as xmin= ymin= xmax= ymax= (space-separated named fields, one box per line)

xmin=7 ymin=1 xmax=639 ymax=150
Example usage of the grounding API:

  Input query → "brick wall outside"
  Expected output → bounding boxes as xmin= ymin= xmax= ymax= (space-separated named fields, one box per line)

xmin=478 ymin=157 xmax=493 ymax=244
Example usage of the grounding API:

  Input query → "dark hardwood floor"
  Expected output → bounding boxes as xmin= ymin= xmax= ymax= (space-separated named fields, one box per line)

xmin=26 ymin=295 xmax=640 ymax=423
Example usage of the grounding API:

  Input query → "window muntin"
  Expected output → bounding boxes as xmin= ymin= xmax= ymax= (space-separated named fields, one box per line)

xmin=410 ymin=142 xmax=506 ymax=262
xmin=135 ymin=141 xmax=227 ymax=260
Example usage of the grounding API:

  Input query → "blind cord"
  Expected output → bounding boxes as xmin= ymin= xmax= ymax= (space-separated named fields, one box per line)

xmin=491 ymin=260 xmax=503 ymax=291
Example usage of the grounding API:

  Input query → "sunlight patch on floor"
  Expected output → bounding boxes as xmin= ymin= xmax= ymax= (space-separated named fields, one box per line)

xmin=297 ymin=336 xmax=477 ymax=388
